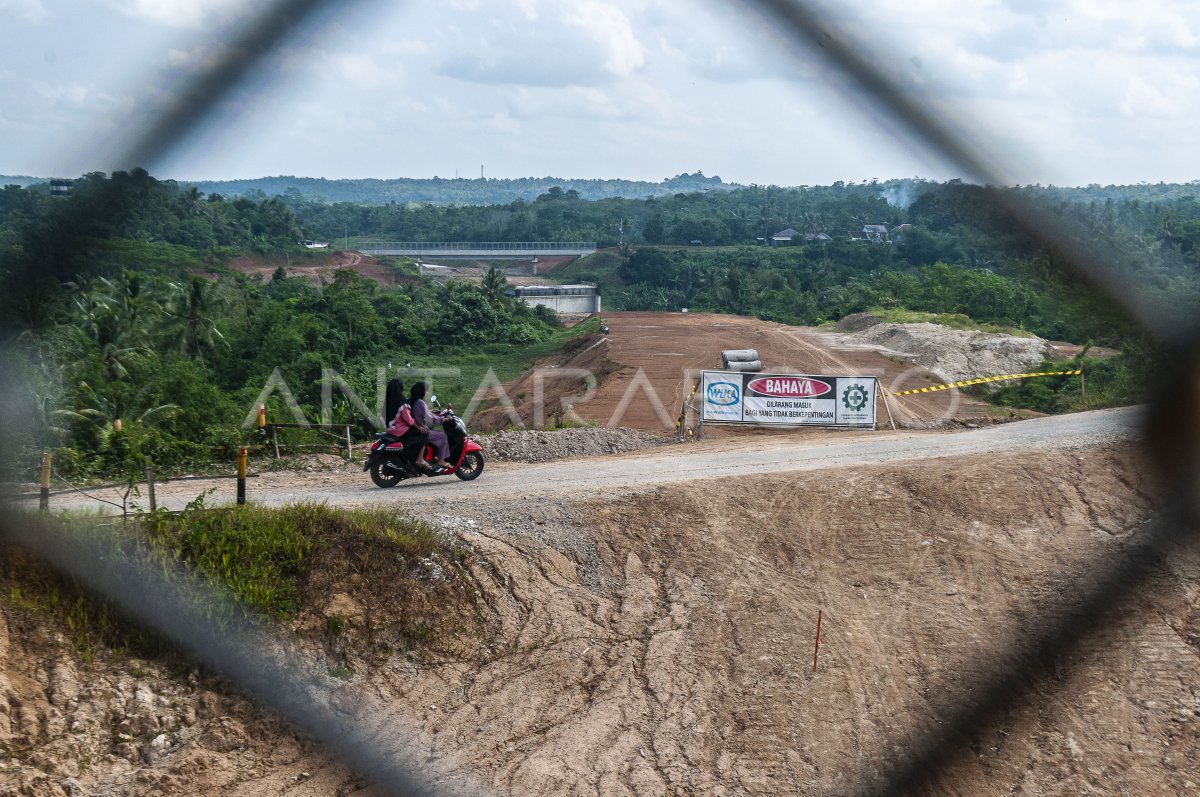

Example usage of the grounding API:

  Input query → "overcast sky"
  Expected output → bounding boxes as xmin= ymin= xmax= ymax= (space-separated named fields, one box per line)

xmin=1 ymin=0 xmax=1198 ymax=187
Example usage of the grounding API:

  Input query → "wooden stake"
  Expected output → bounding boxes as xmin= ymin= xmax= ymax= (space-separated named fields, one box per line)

xmin=813 ymin=609 xmax=823 ymax=671
xmin=344 ymin=424 xmax=353 ymax=461
xmin=879 ymin=385 xmax=897 ymax=431
xmin=1080 ymin=371 xmax=1086 ymax=399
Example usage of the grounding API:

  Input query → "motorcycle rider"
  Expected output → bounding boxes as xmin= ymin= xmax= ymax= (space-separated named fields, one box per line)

xmin=384 ymin=378 xmax=434 ymax=473
xmin=409 ymin=381 xmax=454 ymax=471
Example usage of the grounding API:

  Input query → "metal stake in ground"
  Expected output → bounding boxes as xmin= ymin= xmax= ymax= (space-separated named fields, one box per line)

xmin=813 ymin=609 xmax=823 ymax=671
xmin=236 ymin=446 xmax=248 ymax=505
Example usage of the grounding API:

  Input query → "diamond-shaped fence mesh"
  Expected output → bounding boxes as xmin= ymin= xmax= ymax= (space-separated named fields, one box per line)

xmin=3 ymin=0 xmax=1197 ymax=794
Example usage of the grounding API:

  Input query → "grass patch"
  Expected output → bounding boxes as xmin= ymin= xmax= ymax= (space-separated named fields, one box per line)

xmin=0 ymin=504 xmax=478 ymax=664
xmin=863 ymin=307 xmax=1035 ymax=337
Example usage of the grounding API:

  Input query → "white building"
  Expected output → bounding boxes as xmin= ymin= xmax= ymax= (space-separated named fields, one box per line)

xmin=507 ymin=284 xmax=601 ymax=314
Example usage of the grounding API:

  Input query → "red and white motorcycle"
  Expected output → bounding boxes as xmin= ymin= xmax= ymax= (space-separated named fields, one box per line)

xmin=364 ymin=399 xmax=485 ymax=488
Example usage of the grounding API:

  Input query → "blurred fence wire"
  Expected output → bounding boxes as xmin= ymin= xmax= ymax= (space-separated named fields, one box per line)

xmin=3 ymin=0 xmax=1197 ymax=794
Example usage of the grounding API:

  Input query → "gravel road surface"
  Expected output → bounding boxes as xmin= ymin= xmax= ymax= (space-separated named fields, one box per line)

xmin=11 ymin=407 xmax=1143 ymax=514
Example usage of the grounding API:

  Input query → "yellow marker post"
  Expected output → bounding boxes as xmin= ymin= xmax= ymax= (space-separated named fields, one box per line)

xmin=39 ymin=452 xmax=52 ymax=512
xmin=257 ymin=404 xmax=266 ymax=428
xmin=236 ymin=446 xmax=248 ymax=505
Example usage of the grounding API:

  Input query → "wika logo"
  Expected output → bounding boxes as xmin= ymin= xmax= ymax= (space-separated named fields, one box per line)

xmin=747 ymin=377 xmax=832 ymax=398
xmin=706 ymin=381 xmax=740 ymax=406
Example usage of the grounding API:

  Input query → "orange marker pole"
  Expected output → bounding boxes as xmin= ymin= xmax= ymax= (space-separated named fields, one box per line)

xmin=813 ymin=609 xmax=823 ymax=671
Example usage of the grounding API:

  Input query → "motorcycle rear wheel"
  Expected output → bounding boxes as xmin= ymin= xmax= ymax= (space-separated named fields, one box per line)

xmin=369 ymin=459 xmax=404 ymax=488
xmin=455 ymin=451 xmax=484 ymax=481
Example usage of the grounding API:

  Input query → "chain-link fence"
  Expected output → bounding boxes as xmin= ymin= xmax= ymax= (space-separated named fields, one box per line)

xmin=3 ymin=0 xmax=1197 ymax=794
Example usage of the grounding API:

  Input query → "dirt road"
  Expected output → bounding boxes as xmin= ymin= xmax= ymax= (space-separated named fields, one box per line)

xmin=10 ymin=407 xmax=1141 ymax=515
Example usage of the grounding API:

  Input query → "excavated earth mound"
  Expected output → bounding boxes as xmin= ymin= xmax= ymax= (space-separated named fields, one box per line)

xmin=834 ymin=312 xmax=1060 ymax=382
xmin=479 ymin=427 xmax=673 ymax=463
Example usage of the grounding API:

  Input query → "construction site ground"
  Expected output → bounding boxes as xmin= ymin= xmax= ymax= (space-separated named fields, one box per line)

xmin=475 ymin=311 xmax=1033 ymax=435
xmin=3 ymin=312 xmax=1194 ymax=797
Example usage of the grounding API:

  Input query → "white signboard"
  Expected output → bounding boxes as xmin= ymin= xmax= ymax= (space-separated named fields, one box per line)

xmin=700 ymin=371 xmax=876 ymax=428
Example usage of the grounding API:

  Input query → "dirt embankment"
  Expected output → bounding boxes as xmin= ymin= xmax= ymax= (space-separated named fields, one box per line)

xmin=225 ymin=251 xmax=402 ymax=286
xmin=5 ymin=441 xmax=1198 ymax=796
xmin=829 ymin=312 xmax=1061 ymax=383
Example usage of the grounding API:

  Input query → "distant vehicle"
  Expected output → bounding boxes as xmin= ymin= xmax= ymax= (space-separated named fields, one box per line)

xmin=302 ymin=240 xmax=329 ymax=249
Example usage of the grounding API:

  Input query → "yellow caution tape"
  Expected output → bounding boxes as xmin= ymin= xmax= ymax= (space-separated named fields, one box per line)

xmin=885 ymin=369 xmax=1082 ymax=398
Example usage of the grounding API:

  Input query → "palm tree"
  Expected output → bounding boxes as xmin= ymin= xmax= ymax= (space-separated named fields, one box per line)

xmin=69 ymin=288 xmax=145 ymax=381
xmin=481 ymin=266 xmax=508 ymax=304
xmin=164 ymin=277 xmax=226 ymax=359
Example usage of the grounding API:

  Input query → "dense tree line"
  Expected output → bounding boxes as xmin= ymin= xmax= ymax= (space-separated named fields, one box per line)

xmin=3 ymin=171 xmax=1199 ymax=477
xmin=185 ymin=171 xmax=730 ymax=205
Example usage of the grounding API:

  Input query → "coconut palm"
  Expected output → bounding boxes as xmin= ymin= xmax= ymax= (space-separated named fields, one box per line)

xmin=481 ymin=266 xmax=509 ymax=304
xmin=53 ymin=381 xmax=178 ymax=450
xmin=163 ymin=276 xmax=226 ymax=359
xmin=69 ymin=289 xmax=146 ymax=381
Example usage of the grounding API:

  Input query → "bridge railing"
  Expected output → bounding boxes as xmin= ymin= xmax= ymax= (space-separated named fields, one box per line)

xmin=357 ymin=241 xmax=596 ymax=252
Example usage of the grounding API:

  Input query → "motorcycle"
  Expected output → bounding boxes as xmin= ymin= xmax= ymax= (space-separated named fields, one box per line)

xmin=364 ymin=397 xmax=485 ymax=488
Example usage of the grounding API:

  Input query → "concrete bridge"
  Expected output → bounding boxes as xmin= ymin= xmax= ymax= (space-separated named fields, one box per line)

xmin=357 ymin=241 xmax=596 ymax=260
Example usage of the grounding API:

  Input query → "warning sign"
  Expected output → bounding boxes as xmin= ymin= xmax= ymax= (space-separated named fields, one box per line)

xmin=700 ymin=371 xmax=876 ymax=428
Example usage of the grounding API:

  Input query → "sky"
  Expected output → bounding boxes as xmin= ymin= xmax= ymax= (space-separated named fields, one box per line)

xmin=1 ymin=0 xmax=1198 ymax=187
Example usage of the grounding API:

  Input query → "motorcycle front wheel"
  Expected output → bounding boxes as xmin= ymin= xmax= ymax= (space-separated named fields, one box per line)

xmin=455 ymin=451 xmax=484 ymax=481
xmin=369 ymin=458 xmax=404 ymax=488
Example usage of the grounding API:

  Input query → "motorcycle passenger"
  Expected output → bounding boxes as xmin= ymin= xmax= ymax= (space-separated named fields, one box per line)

xmin=385 ymin=379 xmax=433 ymax=473
xmin=409 ymin=381 xmax=453 ymax=471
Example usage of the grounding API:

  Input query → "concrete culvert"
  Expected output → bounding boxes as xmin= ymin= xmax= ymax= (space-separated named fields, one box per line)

xmin=721 ymin=349 xmax=760 ymax=363
xmin=723 ymin=360 xmax=763 ymax=372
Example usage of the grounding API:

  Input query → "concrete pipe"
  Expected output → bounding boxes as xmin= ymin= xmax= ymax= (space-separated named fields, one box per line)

xmin=724 ymin=360 xmax=763 ymax=372
xmin=721 ymin=349 xmax=760 ymax=363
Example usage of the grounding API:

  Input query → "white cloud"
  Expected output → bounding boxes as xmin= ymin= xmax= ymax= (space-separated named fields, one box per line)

xmin=0 ymin=0 xmax=46 ymax=22
xmin=380 ymin=39 xmax=431 ymax=57
xmin=5 ymin=0 xmax=1199 ymax=184
xmin=562 ymin=1 xmax=644 ymax=77
xmin=105 ymin=0 xmax=241 ymax=29
xmin=326 ymin=53 xmax=395 ymax=88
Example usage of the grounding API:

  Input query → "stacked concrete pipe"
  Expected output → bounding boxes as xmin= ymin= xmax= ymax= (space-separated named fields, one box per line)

xmin=721 ymin=349 xmax=762 ymax=371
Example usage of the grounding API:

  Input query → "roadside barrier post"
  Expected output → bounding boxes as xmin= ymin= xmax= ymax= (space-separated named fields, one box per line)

xmin=237 ymin=446 xmax=248 ymax=505
xmin=39 ymin=452 xmax=51 ymax=512
xmin=146 ymin=464 xmax=157 ymax=512
xmin=1080 ymin=371 xmax=1086 ymax=399
xmin=257 ymin=404 xmax=266 ymax=428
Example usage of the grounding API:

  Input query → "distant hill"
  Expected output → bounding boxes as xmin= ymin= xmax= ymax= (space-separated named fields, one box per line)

xmin=0 ymin=175 xmax=47 ymax=189
xmin=183 ymin=172 xmax=737 ymax=205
